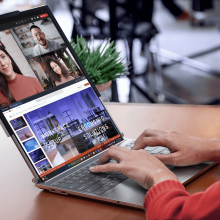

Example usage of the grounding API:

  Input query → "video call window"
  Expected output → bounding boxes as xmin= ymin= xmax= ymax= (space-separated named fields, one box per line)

xmin=0 ymin=15 xmax=84 ymax=108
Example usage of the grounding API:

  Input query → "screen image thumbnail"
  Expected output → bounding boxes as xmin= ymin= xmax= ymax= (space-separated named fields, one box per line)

xmin=29 ymin=148 xmax=46 ymax=163
xmin=10 ymin=116 xmax=27 ymax=131
xmin=22 ymin=138 xmax=40 ymax=152
xmin=16 ymin=127 xmax=33 ymax=141
xmin=35 ymin=159 xmax=52 ymax=174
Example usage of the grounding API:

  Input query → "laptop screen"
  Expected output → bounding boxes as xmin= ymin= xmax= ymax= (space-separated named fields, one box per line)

xmin=0 ymin=7 xmax=123 ymax=182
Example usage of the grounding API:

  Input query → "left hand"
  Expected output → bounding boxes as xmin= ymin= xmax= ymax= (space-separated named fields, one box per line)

xmin=89 ymin=145 xmax=178 ymax=189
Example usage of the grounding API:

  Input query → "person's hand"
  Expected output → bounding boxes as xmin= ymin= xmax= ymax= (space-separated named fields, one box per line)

xmin=89 ymin=145 xmax=178 ymax=189
xmin=132 ymin=129 xmax=220 ymax=166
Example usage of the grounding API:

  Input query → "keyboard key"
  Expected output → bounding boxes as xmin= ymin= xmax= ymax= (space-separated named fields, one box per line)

xmin=97 ymin=174 xmax=108 ymax=178
xmin=113 ymin=172 xmax=122 ymax=175
xmin=64 ymin=180 xmax=74 ymax=184
xmin=93 ymin=189 xmax=106 ymax=195
xmin=66 ymin=183 xmax=81 ymax=189
xmin=84 ymin=184 xmax=103 ymax=193
xmin=80 ymin=170 xmax=91 ymax=174
xmin=105 ymin=177 xmax=115 ymax=181
xmin=76 ymin=173 xmax=86 ymax=177
xmin=117 ymin=175 xmax=128 ymax=180
xmin=105 ymin=181 xmax=119 ymax=187
xmin=87 ymin=180 xmax=98 ymax=185
xmin=101 ymin=172 xmax=113 ymax=175
xmin=92 ymin=176 xmax=104 ymax=182
xmin=100 ymin=185 xmax=113 ymax=191
xmin=75 ymin=179 xmax=85 ymax=184
xmin=100 ymin=179 xmax=110 ymax=184
xmin=112 ymin=178 xmax=124 ymax=183
xmin=159 ymin=150 xmax=170 ymax=154
xmin=108 ymin=174 xmax=120 ymax=178
xmin=75 ymin=184 xmax=91 ymax=191
xmin=144 ymin=146 xmax=156 ymax=152
xmin=58 ymin=183 xmax=70 ymax=188
xmin=63 ymin=176 xmax=71 ymax=180
xmin=71 ymin=176 xmax=81 ymax=181
xmin=80 ymin=175 xmax=95 ymax=181
xmin=149 ymin=146 xmax=166 ymax=154
xmin=51 ymin=182 xmax=59 ymax=186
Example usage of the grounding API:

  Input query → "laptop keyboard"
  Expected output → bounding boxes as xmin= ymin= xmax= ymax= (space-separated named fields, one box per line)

xmin=51 ymin=141 xmax=170 ymax=195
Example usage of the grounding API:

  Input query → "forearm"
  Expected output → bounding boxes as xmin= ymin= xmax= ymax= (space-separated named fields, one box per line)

xmin=201 ymin=138 xmax=220 ymax=162
xmin=144 ymin=180 xmax=220 ymax=220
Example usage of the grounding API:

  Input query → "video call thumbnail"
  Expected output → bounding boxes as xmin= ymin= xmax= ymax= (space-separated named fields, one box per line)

xmin=10 ymin=116 xmax=27 ymax=131
xmin=35 ymin=159 xmax=52 ymax=174
xmin=22 ymin=137 xmax=40 ymax=153
xmin=10 ymin=17 xmax=65 ymax=58
xmin=16 ymin=127 xmax=33 ymax=141
xmin=29 ymin=148 xmax=46 ymax=163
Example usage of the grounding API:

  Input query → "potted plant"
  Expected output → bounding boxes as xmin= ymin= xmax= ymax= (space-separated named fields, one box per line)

xmin=70 ymin=35 xmax=130 ymax=101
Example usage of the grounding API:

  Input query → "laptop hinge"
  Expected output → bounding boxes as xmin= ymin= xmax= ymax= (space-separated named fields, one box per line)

xmin=32 ymin=177 xmax=41 ymax=184
xmin=0 ymin=119 xmax=10 ymax=137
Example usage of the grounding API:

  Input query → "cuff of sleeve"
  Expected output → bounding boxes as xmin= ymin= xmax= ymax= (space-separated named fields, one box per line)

xmin=144 ymin=180 xmax=185 ymax=210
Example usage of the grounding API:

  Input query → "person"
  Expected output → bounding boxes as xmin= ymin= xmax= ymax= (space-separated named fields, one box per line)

xmin=30 ymin=25 xmax=62 ymax=56
xmin=90 ymin=129 xmax=220 ymax=219
xmin=43 ymin=56 xmax=74 ymax=86
xmin=0 ymin=45 xmax=44 ymax=106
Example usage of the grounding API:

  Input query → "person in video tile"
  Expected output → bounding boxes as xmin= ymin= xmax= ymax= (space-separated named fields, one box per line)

xmin=0 ymin=46 xmax=44 ymax=105
xmin=30 ymin=25 xmax=62 ymax=56
xmin=43 ymin=56 xmax=74 ymax=86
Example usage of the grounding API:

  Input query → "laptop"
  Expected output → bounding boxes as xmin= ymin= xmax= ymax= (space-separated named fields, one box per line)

xmin=0 ymin=5 xmax=215 ymax=210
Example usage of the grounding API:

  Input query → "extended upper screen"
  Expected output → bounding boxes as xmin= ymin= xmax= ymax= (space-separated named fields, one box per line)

xmin=0 ymin=11 xmax=83 ymax=108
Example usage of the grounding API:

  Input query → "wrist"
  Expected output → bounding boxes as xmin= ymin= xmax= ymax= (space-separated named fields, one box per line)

xmin=201 ymin=138 xmax=220 ymax=162
xmin=151 ymin=168 xmax=178 ymax=188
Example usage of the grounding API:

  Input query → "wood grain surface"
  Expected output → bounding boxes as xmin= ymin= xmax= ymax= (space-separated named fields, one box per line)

xmin=1 ymin=103 xmax=220 ymax=220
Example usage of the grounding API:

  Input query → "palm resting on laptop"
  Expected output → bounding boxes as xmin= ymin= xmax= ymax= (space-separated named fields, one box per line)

xmin=90 ymin=129 xmax=220 ymax=219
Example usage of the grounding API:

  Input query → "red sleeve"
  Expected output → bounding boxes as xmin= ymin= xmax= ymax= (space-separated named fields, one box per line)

xmin=144 ymin=180 xmax=220 ymax=220
xmin=35 ymin=78 xmax=44 ymax=93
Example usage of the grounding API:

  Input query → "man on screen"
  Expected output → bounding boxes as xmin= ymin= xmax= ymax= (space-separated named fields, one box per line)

xmin=30 ymin=25 xmax=61 ymax=56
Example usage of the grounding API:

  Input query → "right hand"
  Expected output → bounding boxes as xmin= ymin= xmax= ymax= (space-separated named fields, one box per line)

xmin=132 ymin=129 xmax=220 ymax=166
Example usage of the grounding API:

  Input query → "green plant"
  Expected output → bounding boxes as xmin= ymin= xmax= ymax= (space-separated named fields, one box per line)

xmin=70 ymin=35 xmax=129 ymax=84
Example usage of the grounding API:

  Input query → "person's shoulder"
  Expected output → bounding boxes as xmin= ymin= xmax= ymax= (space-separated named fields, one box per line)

xmin=48 ymin=39 xmax=61 ymax=48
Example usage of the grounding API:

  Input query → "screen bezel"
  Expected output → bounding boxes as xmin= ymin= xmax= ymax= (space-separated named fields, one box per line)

xmin=0 ymin=5 xmax=122 ymax=182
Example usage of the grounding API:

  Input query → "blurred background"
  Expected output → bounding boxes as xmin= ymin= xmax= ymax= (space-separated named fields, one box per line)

xmin=1 ymin=0 xmax=220 ymax=104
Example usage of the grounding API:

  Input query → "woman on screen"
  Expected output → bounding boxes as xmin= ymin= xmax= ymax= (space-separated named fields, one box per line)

xmin=0 ymin=45 xmax=44 ymax=105
xmin=43 ymin=56 xmax=74 ymax=86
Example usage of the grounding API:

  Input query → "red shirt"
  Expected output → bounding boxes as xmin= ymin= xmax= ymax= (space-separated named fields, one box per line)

xmin=144 ymin=180 xmax=220 ymax=219
xmin=0 ymin=74 xmax=44 ymax=106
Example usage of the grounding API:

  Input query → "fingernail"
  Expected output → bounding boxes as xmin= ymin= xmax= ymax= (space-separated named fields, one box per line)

xmin=89 ymin=167 xmax=95 ymax=171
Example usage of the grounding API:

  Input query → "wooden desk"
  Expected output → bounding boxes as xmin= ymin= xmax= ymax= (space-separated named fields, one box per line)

xmin=1 ymin=103 xmax=220 ymax=220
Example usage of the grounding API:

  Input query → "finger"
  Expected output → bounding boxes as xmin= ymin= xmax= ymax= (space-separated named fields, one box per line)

xmin=137 ymin=129 xmax=166 ymax=139
xmin=153 ymin=153 xmax=177 ymax=165
xmin=134 ymin=129 xmax=167 ymax=149
xmin=90 ymin=162 xmax=122 ymax=173
xmin=132 ymin=136 xmax=169 ymax=150
xmin=97 ymin=145 xmax=126 ymax=165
